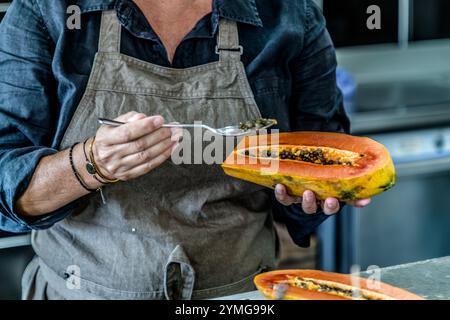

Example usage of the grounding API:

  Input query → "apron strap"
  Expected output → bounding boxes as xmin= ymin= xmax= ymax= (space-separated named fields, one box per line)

xmin=98 ymin=12 xmax=241 ymax=60
xmin=216 ymin=19 xmax=243 ymax=62
xmin=98 ymin=10 xmax=121 ymax=53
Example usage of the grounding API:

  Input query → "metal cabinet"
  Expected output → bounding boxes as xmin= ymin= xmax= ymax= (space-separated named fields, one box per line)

xmin=0 ymin=232 xmax=33 ymax=300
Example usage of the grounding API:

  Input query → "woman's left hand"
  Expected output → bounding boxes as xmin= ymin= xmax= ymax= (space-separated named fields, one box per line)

xmin=274 ymin=184 xmax=371 ymax=215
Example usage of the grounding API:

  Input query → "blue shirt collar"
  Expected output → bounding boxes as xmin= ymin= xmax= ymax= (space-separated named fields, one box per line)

xmin=74 ymin=0 xmax=263 ymax=27
xmin=216 ymin=0 xmax=263 ymax=27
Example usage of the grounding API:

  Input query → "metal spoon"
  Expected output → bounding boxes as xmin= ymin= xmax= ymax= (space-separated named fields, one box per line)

xmin=97 ymin=118 xmax=277 ymax=137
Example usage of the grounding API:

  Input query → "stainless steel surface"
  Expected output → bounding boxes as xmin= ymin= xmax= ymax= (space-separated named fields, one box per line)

xmin=355 ymin=79 xmax=450 ymax=111
xmin=330 ymin=43 xmax=450 ymax=271
xmin=350 ymin=78 xmax=450 ymax=133
xmin=371 ymin=127 xmax=450 ymax=162
xmin=398 ymin=0 xmax=411 ymax=48
xmin=360 ymin=256 xmax=450 ymax=300
xmin=0 ymin=3 xmax=9 ymax=13
xmin=349 ymin=127 xmax=450 ymax=270
xmin=98 ymin=118 xmax=277 ymax=137
xmin=353 ymin=172 xmax=450 ymax=268
xmin=350 ymin=103 xmax=450 ymax=134
xmin=0 ymin=233 xmax=32 ymax=299
xmin=337 ymin=40 xmax=450 ymax=83
xmin=0 ymin=246 xmax=34 ymax=300
xmin=337 ymin=41 xmax=450 ymax=133
xmin=395 ymin=156 xmax=450 ymax=176
xmin=218 ymin=256 xmax=450 ymax=300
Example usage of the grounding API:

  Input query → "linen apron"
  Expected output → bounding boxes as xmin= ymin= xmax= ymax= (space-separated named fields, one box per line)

xmin=22 ymin=11 xmax=276 ymax=300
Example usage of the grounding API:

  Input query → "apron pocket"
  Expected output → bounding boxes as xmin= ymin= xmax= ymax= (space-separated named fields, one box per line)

xmin=164 ymin=245 xmax=196 ymax=300
xmin=37 ymin=258 xmax=165 ymax=300
xmin=191 ymin=266 xmax=267 ymax=300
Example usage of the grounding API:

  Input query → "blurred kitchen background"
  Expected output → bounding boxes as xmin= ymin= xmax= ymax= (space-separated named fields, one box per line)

xmin=2 ymin=0 xmax=450 ymax=299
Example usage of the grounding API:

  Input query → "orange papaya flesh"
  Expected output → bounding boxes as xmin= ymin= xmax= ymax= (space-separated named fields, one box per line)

xmin=221 ymin=132 xmax=396 ymax=201
xmin=254 ymin=270 xmax=424 ymax=300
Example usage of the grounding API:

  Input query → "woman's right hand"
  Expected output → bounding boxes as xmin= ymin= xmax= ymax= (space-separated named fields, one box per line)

xmin=92 ymin=111 xmax=182 ymax=182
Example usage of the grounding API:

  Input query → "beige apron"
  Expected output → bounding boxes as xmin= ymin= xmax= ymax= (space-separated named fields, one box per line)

xmin=22 ymin=10 xmax=276 ymax=300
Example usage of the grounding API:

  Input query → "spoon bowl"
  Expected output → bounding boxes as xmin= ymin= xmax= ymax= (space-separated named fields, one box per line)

xmin=98 ymin=118 xmax=277 ymax=137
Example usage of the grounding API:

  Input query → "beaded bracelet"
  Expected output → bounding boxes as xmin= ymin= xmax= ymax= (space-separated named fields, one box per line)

xmin=69 ymin=143 xmax=97 ymax=193
xmin=70 ymin=143 xmax=106 ymax=204
xmin=82 ymin=139 xmax=107 ymax=185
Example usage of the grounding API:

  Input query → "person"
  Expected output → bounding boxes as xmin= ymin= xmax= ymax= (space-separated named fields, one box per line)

xmin=0 ymin=0 xmax=370 ymax=300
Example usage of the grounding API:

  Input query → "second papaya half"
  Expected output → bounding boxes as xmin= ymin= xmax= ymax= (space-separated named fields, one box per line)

xmin=221 ymin=132 xmax=396 ymax=201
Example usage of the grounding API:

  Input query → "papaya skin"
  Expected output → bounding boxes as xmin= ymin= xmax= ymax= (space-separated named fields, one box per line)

xmin=222 ymin=132 xmax=396 ymax=201
xmin=222 ymin=161 xmax=396 ymax=201
xmin=254 ymin=270 xmax=424 ymax=300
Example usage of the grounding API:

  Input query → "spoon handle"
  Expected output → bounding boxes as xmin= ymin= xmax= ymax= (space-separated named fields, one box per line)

xmin=97 ymin=118 xmax=125 ymax=127
xmin=97 ymin=118 xmax=209 ymax=130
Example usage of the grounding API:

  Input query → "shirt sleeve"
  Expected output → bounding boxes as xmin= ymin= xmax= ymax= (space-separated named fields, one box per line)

xmin=271 ymin=193 xmax=331 ymax=248
xmin=272 ymin=0 xmax=350 ymax=248
xmin=0 ymin=0 xmax=76 ymax=233
xmin=290 ymin=0 xmax=350 ymax=133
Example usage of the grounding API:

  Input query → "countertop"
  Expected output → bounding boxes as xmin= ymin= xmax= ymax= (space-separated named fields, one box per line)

xmin=214 ymin=256 xmax=450 ymax=300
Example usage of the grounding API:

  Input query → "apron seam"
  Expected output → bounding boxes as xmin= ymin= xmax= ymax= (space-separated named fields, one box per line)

xmin=87 ymin=87 xmax=251 ymax=99
xmin=38 ymin=257 xmax=166 ymax=298
xmin=236 ymin=62 xmax=263 ymax=118
xmin=192 ymin=266 xmax=264 ymax=299
xmin=96 ymin=52 xmax=232 ymax=75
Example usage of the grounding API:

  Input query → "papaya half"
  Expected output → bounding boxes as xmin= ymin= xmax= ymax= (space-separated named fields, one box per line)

xmin=254 ymin=270 xmax=424 ymax=300
xmin=221 ymin=132 xmax=396 ymax=201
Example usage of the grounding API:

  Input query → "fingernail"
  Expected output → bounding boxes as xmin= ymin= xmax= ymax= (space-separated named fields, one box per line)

xmin=275 ymin=185 xmax=282 ymax=194
xmin=154 ymin=117 xmax=164 ymax=127
xmin=303 ymin=191 xmax=312 ymax=201
xmin=171 ymin=128 xmax=183 ymax=142
xmin=326 ymin=200 xmax=337 ymax=210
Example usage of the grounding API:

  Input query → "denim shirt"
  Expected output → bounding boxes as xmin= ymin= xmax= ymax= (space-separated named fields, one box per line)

xmin=0 ymin=0 xmax=349 ymax=247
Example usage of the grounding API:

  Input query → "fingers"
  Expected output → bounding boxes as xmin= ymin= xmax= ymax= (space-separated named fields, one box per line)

xmin=119 ymin=144 xmax=174 ymax=181
xmin=102 ymin=115 xmax=165 ymax=145
xmin=119 ymin=137 xmax=176 ymax=171
xmin=114 ymin=111 xmax=146 ymax=123
xmin=274 ymin=185 xmax=317 ymax=214
xmin=348 ymin=198 xmax=372 ymax=208
xmin=274 ymin=184 xmax=301 ymax=206
xmin=112 ymin=126 xmax=173 ymax=157
xmin=169 ymin=125 xmax=184 ymax=143
xmin=323 ymin=198 xmax=340 ymax=215
xmin=274 ymin=185 xmax=341 ymax=215
xmin=92 ymin=112 xmax=185 ymax=182
xmin=301 ymin=190 xmax=318 ymax=214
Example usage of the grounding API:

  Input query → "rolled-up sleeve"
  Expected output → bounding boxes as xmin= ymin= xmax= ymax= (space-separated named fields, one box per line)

xmin=0 ymin=0 xmax=74 ymax=232
xmin=272 ymin=0 xmax=350 ymax=247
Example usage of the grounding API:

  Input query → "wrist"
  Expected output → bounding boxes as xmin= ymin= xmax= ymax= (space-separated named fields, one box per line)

xmin=89 ymin=137 xmax=120 ymax=184
xmin=73 ymin=141 xmax=103 ymax=190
